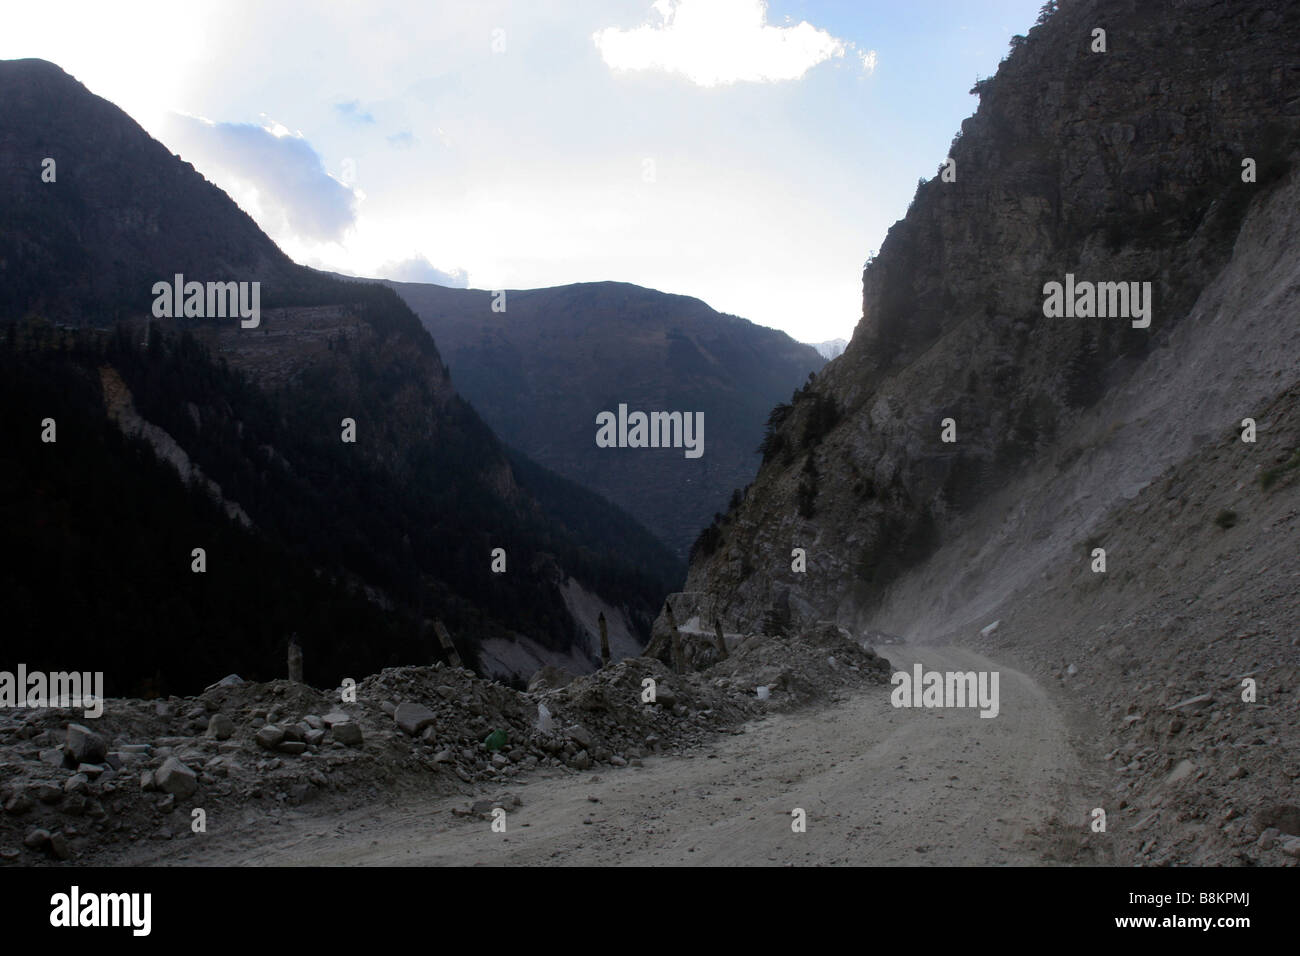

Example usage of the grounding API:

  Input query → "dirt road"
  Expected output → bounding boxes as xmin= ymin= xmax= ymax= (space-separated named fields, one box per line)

xmin=114 ymin=645 xmax=1110 ymax=866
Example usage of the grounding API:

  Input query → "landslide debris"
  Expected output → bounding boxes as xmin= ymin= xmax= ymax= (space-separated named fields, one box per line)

xmin=1 ymin=624 xmax=892 ymax=865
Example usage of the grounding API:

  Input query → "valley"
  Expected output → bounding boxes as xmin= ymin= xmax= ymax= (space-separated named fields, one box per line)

xmin=1 ymin=0 xmax=1296 ymax=877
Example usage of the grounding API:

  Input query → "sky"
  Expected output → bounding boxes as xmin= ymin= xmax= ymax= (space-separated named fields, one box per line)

xmin=3 ymin=0 xmax=1046 ymax=343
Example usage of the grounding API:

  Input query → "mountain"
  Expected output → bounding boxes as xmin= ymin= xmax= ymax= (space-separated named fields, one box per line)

xmin=678 ymin=0 xmax=1300 ymax=632
xmin=0 ymin=59 xmax=310 ymax=323
xmin=663 ymin=0 xmax=1300 ymax=863
xmin=812 ymin=338 xmax=847 ymax=361
xmin=0 ymin=58 xmax=681 ymax=693
xmin=382 ymin=279 xmax=826 ymax=559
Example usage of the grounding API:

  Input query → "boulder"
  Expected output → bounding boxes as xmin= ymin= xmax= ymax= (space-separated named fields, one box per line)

xmin=34 ymin=784 xmax=62 ymax=804
xmin=568 ymin=750 xmax=592 ymax=770
xmin=394 ymin=702 xmax=437 ymax=736
xmin=154 ymin=757 xmax=198 ymax=799
xmin=330 ymin=722 xmax=363 ymax=747
xmin=255 ymin=725 xmax=286 ymax=750
xmin=3 ymin=792 xmax=34 ymax=815
xmin=567 ymin=725 xmax=594 ymax=750
xmin=66 ymin=724 xmax=106 ymax=764
xmin=206 ymin=714 xmax=235 ymax=740
xmin=281 ymin=724 xmax=306 ymax=743
xmin=204 ymin=674 xmax=243 ymax=691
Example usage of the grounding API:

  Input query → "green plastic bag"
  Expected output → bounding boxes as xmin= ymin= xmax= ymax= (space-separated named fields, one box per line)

xmin=484 ymin=729 xmax=508 ymax=751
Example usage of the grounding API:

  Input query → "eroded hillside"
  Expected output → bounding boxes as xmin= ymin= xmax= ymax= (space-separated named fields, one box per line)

xmin=683 ymin=0 xmax=1300 ymax=632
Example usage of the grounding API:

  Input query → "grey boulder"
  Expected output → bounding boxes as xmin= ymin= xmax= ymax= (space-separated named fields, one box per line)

xmin=154 ymin=757 xmax=198 ymax=799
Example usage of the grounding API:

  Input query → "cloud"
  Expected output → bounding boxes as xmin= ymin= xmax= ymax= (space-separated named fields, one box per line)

xmin=387 ymin=130 xmax=417 ymax=148
xmin=163 ymin=113 xmax=358 ymax=243
xmin=379 ymin=255 xmax=469 ymax=288
xmin=334 ymin=100 xmax=375 ymax=124
xmin=593 ymin=0 xmax=867 ymax=87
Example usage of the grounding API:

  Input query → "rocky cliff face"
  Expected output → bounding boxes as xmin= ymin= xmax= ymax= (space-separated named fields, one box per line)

xmin=682 ymin=0 xmax=1300 ymax=632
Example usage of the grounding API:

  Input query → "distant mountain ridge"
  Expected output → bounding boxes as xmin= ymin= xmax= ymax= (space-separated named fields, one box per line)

xmin=812 ymin=338 xmax=848 ymax=361
xmin=381 ymin=279 xmax=826 ymax=558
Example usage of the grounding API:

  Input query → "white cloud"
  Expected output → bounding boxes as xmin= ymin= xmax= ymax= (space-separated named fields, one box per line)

xmin=378 ymin=255 xmax=469 ymax=287
xmin=593 ymin=0 xmax=865 ymax=87
xmin=162 ymin=112 xmax=359 ymax=244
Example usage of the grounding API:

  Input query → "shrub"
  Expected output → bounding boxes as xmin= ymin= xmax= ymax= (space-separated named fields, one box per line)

xmin=758 ymin=402 xmax=793 ymax=463
xmin=800 ymin=393 xmax=841 ymax=450
xmin=690 ymin=519 xmax=724 ymax=561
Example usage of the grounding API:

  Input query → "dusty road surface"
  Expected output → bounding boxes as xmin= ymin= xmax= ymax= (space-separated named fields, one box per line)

xmin=113 ymin=646 xmax=1111 ymax=866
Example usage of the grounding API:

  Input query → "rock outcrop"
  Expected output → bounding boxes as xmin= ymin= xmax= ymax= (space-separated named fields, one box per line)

xmin=681 ymin=0 xmax=1300 ymax=633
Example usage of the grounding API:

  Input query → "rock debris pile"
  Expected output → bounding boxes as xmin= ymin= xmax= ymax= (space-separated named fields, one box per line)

xmin=1 ymin=626 xmax=892 ymax=864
